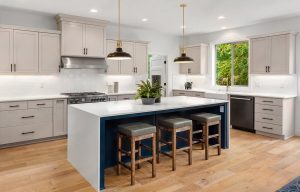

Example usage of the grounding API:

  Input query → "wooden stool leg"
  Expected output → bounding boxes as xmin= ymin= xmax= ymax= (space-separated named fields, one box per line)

xmin=117 ymin=133 xmax=122 ymax=175
xmin=172 ymin=129 xmax=176 ymax=171
xmin=188 ymin=126 xmax=192 ymax=165
xmin=218 ymin=121 xmax=221 ymax=156
xmin=201 ymin=125 xmax=205 ymax=150
xmin=157 ymin=127 xmax=161 ymax=164
xmin=137 ymin=140 xmax=141 ymax=169
xmin=204 ymin=124 xmax=209 ymax=160
xmin=152 ymin=133 xmax=156 ymax=178
xmin=131 ymin=137 xmax=136 ymax=185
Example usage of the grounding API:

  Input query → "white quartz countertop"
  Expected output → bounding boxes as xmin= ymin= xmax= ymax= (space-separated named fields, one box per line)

xmin=106 ymin=92 xmax=136 ymax=96
xmin=173 ymin=89 xmax=297 ymax=99
xmin=0 ymin=95 xmax=69 ymax=102
xmin=69 ymin=96 xmax=228 ymax=118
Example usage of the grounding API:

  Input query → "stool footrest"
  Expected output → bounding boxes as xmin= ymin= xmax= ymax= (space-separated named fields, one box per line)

xmin=177 ymin=135 xmax=188 ymax=142
xmin=193 ymin=130 xmax=203 ymax=134
xmin=177 ymin=146 xmax=191 ymax=152
xmin=209 ymin=144 xmax=220 ymax=148
xmin=208 ymin=134 xmax=220 ymax=139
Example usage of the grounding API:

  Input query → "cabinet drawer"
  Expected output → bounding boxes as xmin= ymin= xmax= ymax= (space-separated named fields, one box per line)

xmin=255 ymin=97 xmax=282 ymax=106
xmin=191 ymin=92 xmax=205 ymax=98
xmin=255 ymin=121 xmax=283 ymax=135
xmin=0 ymin=123 xmax=53 ymax=145
xmin=28 ymin=100 xmax=53 ymax=109
xmin=173 ymin=91 xmax=187 ymax=96
xmin=255 ymin=113 xmax=282 ymax=125
xmin=0 ymin=102 xmax=27 ymax=111
xmin=255 ymin=104 xmax=282 ymax=116
xmin=108 ymin=96 xmax=118 ymax=101
xmin=117 ymin=94 xmax=135 ymax=100
xmin=0 ymin=108 xmax=53 ymax=128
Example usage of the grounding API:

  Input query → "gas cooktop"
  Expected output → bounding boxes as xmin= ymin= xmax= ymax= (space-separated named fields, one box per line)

xmin=61 ymin=92 xmax=107 ymax=104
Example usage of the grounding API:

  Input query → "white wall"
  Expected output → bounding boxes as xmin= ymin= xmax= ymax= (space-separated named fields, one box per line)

xmin=182 ymin=16 xmax=300 ymax=134
xmin=0 ymin=6 xmax=180 ymax=96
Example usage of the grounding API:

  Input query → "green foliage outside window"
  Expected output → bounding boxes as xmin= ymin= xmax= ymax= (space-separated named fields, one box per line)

xmin=216 ymin=42 xmax=249 ymax=86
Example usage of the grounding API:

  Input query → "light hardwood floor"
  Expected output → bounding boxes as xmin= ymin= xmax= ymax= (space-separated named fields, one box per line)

xmin=1 ymin=129 xmax=300 ymax=192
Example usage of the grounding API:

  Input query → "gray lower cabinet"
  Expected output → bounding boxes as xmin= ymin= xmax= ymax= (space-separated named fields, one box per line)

xmin=254 ymin=97 xmax=295 ymax=139
xmin=108 ymin=94 xmax=135 ymax=101
xmin=0 ymin=98 xmax=67 ymax=146
xmin=53 ymin=99 xmax=67 ymax=136
xmin=173 ymin=90 xmax=205 ymax=97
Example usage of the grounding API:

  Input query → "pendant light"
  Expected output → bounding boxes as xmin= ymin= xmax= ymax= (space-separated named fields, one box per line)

xmin=107 ymin=0 xmax=132 ymax=60
xmin=174 ymin=4 xmax=194 ymax=64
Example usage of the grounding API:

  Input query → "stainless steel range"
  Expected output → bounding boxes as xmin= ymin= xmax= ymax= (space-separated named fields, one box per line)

xmin=62 ymin=92 xmax=107 ymax=104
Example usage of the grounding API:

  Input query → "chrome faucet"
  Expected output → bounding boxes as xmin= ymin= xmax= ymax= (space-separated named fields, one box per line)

xmin=222 ymin=77 xmax=230 ymax=92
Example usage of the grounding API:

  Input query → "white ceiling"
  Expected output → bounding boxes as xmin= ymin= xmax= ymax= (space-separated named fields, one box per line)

xmin=1 ymin=0 xmax=300 ymax=35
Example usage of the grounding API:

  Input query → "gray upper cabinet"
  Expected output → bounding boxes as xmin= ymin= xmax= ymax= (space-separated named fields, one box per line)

xmin=56 ymin=14 xmax=107 ymax=58
xmin=0 ymin=28 xmax=13 ymax=73
xmin=179 ymin=44 xmax=208 ymax=75
xmin=106 ymin=39 xmax=148 ymax=75
xmin=250 ymin=33 xmax=296 ymax=75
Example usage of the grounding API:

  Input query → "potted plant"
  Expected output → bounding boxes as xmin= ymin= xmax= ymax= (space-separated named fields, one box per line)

xmin=135 ymin=80 xmax=162 ymax=105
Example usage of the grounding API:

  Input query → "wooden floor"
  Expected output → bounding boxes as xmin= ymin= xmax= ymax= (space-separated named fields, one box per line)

xmin=1 ymin=130 xmax=300 ymax=192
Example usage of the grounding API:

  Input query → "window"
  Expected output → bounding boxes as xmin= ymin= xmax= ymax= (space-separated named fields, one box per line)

xmin=215 ymin=41 xmax=249 ymax=86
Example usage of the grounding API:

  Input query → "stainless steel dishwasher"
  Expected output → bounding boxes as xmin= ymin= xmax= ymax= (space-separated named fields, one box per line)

xmin=230 ymin=95 xmax=255 ymax=133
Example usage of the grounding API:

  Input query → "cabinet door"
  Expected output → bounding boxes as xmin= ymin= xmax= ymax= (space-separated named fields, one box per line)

xmin=117 ymin=94 xmax=135 ymax=100
xmin=85 ymin=25 xmax=105 ymax=58
xmin=270 ymin=34 xmax=289 ymax=74
xmin=53 ymin=99 xmax=67 ymax=136
xmin=39 ymin=33 xmax=60 ymax=73
xmin=186 ymin=46 xmax=201 ymax=75
xmin=0 ymin=28 xmax=13 ymax=73
xmin=106 ymin=40 xmax=120 ymax=74
xmin=61 ymin=21 xmax=84 ymax=56
xmin=120 ymin=41 xmax=135 ymax=75
xmin=13 ymin=30 xmax=39 ymax=73
xmin=179 ymin=63 xmax=189 ymax=74
xmin=134 ymin=43 xmax=148 ymax=75
xmin=250 ymin=37 xmax=270 ymax=74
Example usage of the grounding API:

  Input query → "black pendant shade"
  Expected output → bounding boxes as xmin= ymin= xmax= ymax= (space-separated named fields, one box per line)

xmin=174 ymin=52 xmax=194 ymax=64
xmin=107 ymin=47 xmax=132 ymax=60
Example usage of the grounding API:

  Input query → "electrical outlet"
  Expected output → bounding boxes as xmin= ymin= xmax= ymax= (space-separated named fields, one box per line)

xmin=220 ymin=106 xmax=224 ymax=113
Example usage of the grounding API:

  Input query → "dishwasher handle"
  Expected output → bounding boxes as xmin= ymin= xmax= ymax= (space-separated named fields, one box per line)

xmin=230 ymin=96 xmax=252 ymax=101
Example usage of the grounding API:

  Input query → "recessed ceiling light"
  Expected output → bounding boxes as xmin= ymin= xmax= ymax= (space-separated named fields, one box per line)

xmin=142 ymin=18 xmax=148 ymax=22
xmin=221 ymin=26 xmax=227 ymax=30
xmin=218 ymin=16 xmax=226 ymax=20
xmin=90 ymin=9 xmax=98 ymax=13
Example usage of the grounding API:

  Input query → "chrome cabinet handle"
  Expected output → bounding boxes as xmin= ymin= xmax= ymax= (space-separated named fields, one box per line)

xmin=22 ymin=131 xmax=35 ymax=135
xmin=36 ymin=103 xmax=46 ymax=106
xmin=21 ymin=116 xmax=35 ymax=119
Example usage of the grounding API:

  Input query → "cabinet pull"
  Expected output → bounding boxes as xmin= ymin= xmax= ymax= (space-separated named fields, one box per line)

xmin=86 ymin=48 xmax=88 ymax=55
xmin=265 ymin=66 xmax=268 ymax=73
xmin=83 ymin=48 xmax=86 ymax=55
xmin=21 ymin=131 xmax=35 ymax=135
xmin=136 ymin=67 xmax=138 ymax=73
xmin=9 ymin=105 xmax=19 ymax=108
xmin=123 ymin=98 xmax=130 ymax=100
xmin=21 ymin=116 xmax=35 ymax=119
xmin=262 ymin=100 xmax=273 ymax=103
xmin=188 ymin=68 xmax=191 ymax=74
xmin=262 ymin=108 xmax=273 ymax=111
xmin=262 ymin=117 xmax=273 ymax=121
xmin=268 ymin=66 xmax=271 ymax=72
xmin=262 ymin=126 xmax=273 ymax=130
xmin=133 ymin=67 xmax=135 ymax=73
xmin=11 ymin=64 xmax=13 ymax=72
xmin=37 ymin=103 xmax=46 ymax=106
xmin=14 ymin=64 xmax=16 ymax=72
xmin=57 ymin=100 xmax=65 ymax=102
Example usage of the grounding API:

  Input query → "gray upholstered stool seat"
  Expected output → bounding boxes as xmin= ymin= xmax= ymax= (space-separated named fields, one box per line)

xmin=190 ymin=113 xmax=221 ymax=123
xmin=118 ymin=122 xmax=156 ymax=137
xmin=157 ymin=117 xmax=192 ymax=129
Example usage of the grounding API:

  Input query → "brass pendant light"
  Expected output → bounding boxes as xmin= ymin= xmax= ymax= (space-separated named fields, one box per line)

xmin=107 ymin=0 xmax=132 ymax=60
xmin=174 ymin=4 xmax=194 ymax=64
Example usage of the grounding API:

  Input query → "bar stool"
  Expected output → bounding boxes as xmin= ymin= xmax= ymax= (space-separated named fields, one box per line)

xmin=117 ymin=122 xmax=156 ymax=185
xmin=157 ymin=116 xmax=193 ymax=171
xmin=190 ymin=113 xmax=222 ymax=160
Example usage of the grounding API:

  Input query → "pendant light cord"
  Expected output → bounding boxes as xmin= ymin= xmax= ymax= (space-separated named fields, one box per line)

xmin=180 ymin=4 xmax=186 ymax=53
xmin=118 ymin=0 xmax=121 ymax=41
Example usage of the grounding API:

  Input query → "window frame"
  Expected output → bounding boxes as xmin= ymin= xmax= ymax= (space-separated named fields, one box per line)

xmin=214 ymin=40 xmax=250 ymax=87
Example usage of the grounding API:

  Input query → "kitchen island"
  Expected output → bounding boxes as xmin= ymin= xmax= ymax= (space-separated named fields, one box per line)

xmin=68 ymin=96 xmax=229 ymax=190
